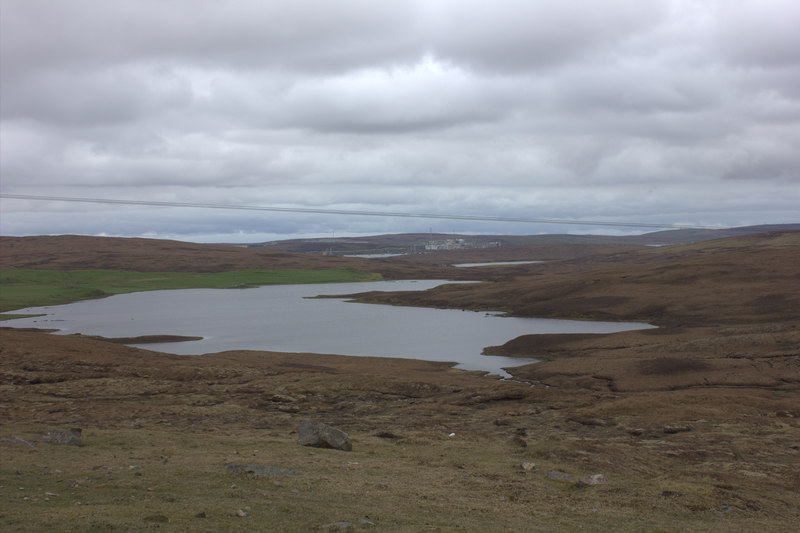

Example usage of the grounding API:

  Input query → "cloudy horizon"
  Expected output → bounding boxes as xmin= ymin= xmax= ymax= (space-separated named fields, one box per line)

xmin=1 ymin=0 xmax=798 ymax=243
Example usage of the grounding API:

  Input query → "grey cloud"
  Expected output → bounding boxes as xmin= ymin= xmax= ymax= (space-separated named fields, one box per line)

xmin=1 ymin=0 xmax=424 ymax=78
xmin=1 ymin=64 xmax=192 ymax=126
xmin=269 ymin=63 xmax=521 ymax=134
xmin=713 ymin=0 xmax=800 ymax=68
xmin=551 ymin=63 xmax=719 ymax=115
xmin=425 ymin=0 xmax=669 ymax=72
xmin=1 ymin=0 xmax=799 ymax=242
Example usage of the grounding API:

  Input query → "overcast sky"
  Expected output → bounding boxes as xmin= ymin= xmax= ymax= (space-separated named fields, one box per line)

xmin=1 ymin=0 xmax=798 ymax=242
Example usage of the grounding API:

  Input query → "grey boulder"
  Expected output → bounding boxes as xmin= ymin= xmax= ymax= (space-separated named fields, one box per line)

xmin=297 ymin=420 xmax=352 ymax=451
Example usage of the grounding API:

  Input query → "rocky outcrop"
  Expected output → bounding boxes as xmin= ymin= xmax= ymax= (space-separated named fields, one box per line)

xmin=38 ymin=428 xmax=82 ymax=446
xmin=297 ymin=420 xmax=352 ymax=451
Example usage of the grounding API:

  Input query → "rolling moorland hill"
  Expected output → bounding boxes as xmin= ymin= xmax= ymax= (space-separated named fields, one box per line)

xmin=1 ymin=230 xmax=799 ymax=531
xmin=358 ymin=230 xmax=800 ymax=325
xmin=250 ymin=223 xmax=800 ymax=254
xmin=0 ymin=234 xmax=472 ymax=282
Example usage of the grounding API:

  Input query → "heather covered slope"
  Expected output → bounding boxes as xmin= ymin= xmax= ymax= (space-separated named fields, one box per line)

xmin=1 ymin=328 xmax=798 ymax=531
xmin=1 ymin=231 xmax=799 ymax=531
xmin=353 ymin=231 xmax=800 ymax=393
xmin=0 ymin=234 xmax=475 ymax=281
xmin=354 ymin=231 xmax=800 ymax=326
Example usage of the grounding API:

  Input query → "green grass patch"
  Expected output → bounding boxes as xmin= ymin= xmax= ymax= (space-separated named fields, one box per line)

xmin=0 ymin=268 xmax=382 ymax=313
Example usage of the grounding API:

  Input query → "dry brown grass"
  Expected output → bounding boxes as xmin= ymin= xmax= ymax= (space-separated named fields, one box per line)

xmin=2 ymin=232 xmax=800 ymax=531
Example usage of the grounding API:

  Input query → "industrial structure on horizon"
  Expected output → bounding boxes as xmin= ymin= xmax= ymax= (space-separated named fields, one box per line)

xmin=424 ymin=238 xmax=501 ymax=251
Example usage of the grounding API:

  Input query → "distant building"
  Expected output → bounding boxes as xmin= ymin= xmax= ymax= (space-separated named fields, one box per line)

xmin=424 ymin=239 xmax=501 ymax=251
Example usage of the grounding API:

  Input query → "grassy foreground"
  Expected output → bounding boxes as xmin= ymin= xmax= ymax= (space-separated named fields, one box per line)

xmin=4 ymin=330 xmax=796 ymax=532
xmin=1 ymin=424 xmax=762 ymax=533
xmin=0 ymin=268 xmax=382 ymax=314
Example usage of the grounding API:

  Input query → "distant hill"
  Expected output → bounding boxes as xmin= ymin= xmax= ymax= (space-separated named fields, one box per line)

xmin=615 ymin=224 xmax=800 ymax=245
xmin=248 ymin=224 xmax=800 ymax=254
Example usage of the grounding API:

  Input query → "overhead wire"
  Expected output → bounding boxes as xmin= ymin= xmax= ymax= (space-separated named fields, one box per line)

xmin=0 ymin=193 xmax=724 ymax=230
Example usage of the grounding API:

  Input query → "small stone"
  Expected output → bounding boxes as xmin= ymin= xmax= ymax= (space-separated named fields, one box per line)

xmin=576 ymin=474 xmax=608 ymax=487
xmin=521 ymin=462 xmax=536 ymax=472
xmin=321 ymin=521 xmax=354 ymax=531
xmin=38 ymin=428 xmax=82 ymax=446
xmin=546 ymin=470 xmax=575 ymax=482
xmin=269 ymin=393 xmax=297 ymax=403
xmin=508 ymin=436 xmax=527 ymax=448
xmin=236 ymin=509 xmax=247 ymax=517
xmin=663 ymin=424 xmax=693 ymax=434
xmin=226 ymin=463 xmax=301 ymax=476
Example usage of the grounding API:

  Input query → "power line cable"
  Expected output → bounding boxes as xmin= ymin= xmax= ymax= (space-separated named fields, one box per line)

xmin=0 ymin=193 xmax=724 ymax=230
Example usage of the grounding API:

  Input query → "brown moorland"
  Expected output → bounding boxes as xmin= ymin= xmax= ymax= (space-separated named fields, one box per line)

xmin=1 ymin=232 xmax=799 ymax=532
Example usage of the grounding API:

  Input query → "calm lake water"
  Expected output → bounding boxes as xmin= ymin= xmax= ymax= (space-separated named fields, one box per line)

xmin=10 ymin=280 xmax=654 ymax=376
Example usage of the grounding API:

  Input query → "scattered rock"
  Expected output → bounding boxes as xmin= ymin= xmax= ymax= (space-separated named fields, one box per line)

xmin=521 ymin=462 xmax=536 ymax=472
xmin=37 ymin=428 xmax=82 ymax=446
xmin=321 ymin=522 xmax=353 ymax=531
xmin=567 ymin=415 xmax=612 ymax=427
xmin=546 ymin=470 xmax=575 ymax=482
xmin=576 ymin=474 xmax=608 ymax=487
xmin=267 ymin=393 xmax=298 ymax=403
xmin=319 ymin=518 xmax=376 ymax=531
xmin=456 ymin=390 xmax=528 ymax=405
xmin=236 ymin=509 xmax=248 ymax=517
xmin=297 ymin=420 xmax=352 ymax=451
xmin=508 ymin=436 xmax=527 ymax=448
xmin=0 ymin=436 xmax=36 ymax=447
xmin=227 ymin=463 xmax=301 ymax=476
xmin=737 ymin=469 xmax=768 ymax=479
xmin=663 ymin=424 xmax=693 ymax=434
